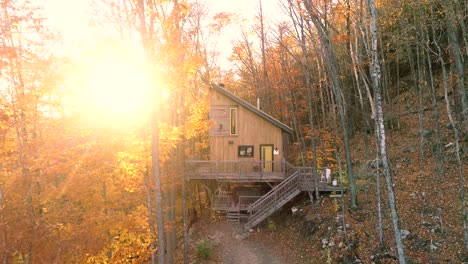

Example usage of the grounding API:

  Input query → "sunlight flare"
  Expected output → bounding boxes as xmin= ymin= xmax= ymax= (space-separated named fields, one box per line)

xmin=86 ymin=61 xmax=147 ymax=114
xmin=79 ymin=59 xmax=152 ymax=125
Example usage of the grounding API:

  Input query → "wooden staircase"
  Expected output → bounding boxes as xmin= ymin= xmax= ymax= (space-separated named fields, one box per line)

xmin=227 ymin=208 xmax=241 ymax=223
xmin=244 ymin=170 xmax=303 ymax=230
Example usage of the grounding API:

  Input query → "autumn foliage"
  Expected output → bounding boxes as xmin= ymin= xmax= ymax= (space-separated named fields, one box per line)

xmin=0 ymin=0 xmax=467 ymax=263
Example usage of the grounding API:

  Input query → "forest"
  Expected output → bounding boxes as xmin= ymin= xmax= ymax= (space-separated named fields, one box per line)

xmin=0 ymin=0 xmax=466 ymax=263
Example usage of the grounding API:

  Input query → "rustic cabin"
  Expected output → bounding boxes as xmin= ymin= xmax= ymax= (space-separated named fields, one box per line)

xmin=186 ymin=83 xmax=342 ymax=229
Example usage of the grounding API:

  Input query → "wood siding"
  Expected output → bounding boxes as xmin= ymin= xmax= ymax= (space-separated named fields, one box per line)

xmin=209 ymin=89 xmax=286 ymax=172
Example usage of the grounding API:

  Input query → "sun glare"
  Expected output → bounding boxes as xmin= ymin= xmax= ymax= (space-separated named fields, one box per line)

xmin=82 ymin=60 xmax=150 ymax=124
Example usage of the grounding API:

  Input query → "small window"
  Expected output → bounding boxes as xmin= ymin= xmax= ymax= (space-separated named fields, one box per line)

xmin=230 ymin=108 xmax=237 ymax=135
xmin=238 ymin=145 xmax=254 ymax=157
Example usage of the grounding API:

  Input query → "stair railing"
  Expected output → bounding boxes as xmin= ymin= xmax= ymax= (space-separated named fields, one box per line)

xmin=247 ymin=170 xmax=301 ymax=215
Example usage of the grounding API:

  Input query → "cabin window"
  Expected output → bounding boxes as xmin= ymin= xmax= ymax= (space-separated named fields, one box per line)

xmin=238 ymin=145 xmax=254 ymax=157
xmin=230 ymin=108 xmax=237 ymax=135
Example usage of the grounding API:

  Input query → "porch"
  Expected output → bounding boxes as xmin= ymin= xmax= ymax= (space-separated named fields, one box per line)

xmin=185 ymin=160 xmax=296 ymax=182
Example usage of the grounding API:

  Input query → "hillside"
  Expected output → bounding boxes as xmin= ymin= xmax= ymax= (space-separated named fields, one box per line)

xmin=188 ymin=83 xmax=467 ymax=263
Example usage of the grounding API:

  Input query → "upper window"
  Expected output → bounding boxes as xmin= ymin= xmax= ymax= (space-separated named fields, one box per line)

xmin=230 ymin=108 xmax=237 ymax=135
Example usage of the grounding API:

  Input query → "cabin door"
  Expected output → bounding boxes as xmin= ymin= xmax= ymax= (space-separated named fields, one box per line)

xmin=260 ymin=145 xmax=274 ymax=172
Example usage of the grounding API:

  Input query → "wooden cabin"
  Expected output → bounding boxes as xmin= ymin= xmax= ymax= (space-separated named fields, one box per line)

xmin=186 ymin=83 xmax=342 ymax=228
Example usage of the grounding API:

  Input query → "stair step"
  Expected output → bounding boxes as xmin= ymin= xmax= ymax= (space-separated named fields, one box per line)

xmin=226 ymin=212 xmax=240 ymax=222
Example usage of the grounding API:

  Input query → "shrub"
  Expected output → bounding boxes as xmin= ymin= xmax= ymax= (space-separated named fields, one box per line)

xmin=196 ymin=239 xmax=213 ymax=260
xmin=267 ymin=219 xmax=277 ymax=231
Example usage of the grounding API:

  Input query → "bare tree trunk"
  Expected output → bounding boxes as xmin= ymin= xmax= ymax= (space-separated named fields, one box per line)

xmin=136 ymin=1 xmax=165 ymax=262
xmin=427 ymin=6 xmax=445 ymax=229
xmin=4 ymin=18 xmax=35 ymax=264
xmin=151 ymin=109 xmax=165 ymax=264
xmin=435 ymin=41 xmax=468 ymax=250
xmin=374 ymin=129 xmax=384 ymax=246
xmin=276 ymin=26 xmax=308 ymax=166
xmin=257 ymin=0 xmax=270 ymax=114
xmin=295 ymin=12 xmax=320 ymax=200
xmin=404 ymin=39 xmax=425 ymax=175
xmin=0 ymin=188 xmax=7 ymax=264
xmin=336 ymin=149 xmax=347 ymax=231
xmin=145 ymin=165 xmax=157 ymax=264
xmin=368 ymin=0 xmax=406 ymax=262
xmin=239 ymin=29 xmax=261 ymax=102
xmin=302 ymin=1 xmax=358 ymax=209
xmin=443 ymin=0 xmax=467 ymax=131
xmin=349 ymin=18 xmax=371 ymax=160
xmin=182 ymin=155 xmax=189 ymax=264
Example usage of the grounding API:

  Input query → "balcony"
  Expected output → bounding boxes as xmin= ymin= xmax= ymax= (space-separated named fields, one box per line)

xmin=185 ymin=160 xmax=296 ymax=182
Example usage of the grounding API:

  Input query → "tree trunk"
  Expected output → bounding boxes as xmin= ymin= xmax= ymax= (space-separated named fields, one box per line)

xmin=374 ymin=132 xmax=384 ymax=246
xmin=182 ymin=154 xmax=189 ymax=264
xmin=136 ymin=0 xmax=165 ymax=262
xmin=435 ymin=41 xmax=468 ymax=250
xmin=0 ymin=188 xmax=7 ymax=264
xmin=443 ymin=0 xmax=467 ymax=131
xmin=151 ymin=109 xmax=165 ymax=264
xmin=427 ymin=8 xmax=445 ymax=228
xmin=295 ymin=13 xmax=320 ymax=200
xmin=303 ymin=1 xmax=358 ymax=209
xmin=145 ymin=166 xmax=157 ymax=264
xmin=368 ymin=0 xmax=406 ymax=262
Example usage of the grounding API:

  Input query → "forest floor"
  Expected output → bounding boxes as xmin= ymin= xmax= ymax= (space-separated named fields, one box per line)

xmin=184 ymin=199 xmax=345 ymax=264
xmin=188 ymin=219 xmax=288 ymax=264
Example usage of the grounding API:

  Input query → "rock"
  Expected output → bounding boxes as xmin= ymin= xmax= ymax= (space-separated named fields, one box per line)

xmin=338 ymin=224 xmax=350 ymax=230
xmin=401 ymin=229 xmax=410 ymax=239
xmin=234 ymin=233 xmax=247 ymax=240
xmin=462 ymin=146 xmax=468 ymax=154
xmin=422 ymin=129 xmax=433 ymax=137
xmin=430 ymin=241 xmax=441 ymax=251
xmin=403 ymin=146 xmax=417 ymax=153
xmin=367 ymin=159 xmax=383 ymax=168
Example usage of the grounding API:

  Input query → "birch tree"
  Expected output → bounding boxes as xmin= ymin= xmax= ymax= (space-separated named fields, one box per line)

xmin=367 ymin=0 xmax=406 ymax=262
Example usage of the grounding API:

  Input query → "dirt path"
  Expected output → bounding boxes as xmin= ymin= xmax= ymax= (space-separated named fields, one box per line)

xmin=205 ymin=222 xmax=287 ymax=264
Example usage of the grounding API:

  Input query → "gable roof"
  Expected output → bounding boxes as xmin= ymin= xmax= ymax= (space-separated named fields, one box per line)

xmin=211 ymin=83 xmax=294 ymax=134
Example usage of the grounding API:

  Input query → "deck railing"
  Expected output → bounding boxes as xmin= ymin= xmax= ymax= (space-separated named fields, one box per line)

xmin=212 ymin=195 xmax=232 ymax=210
xmin=186 ymin=160 xmax=288 ymax=180
xmin=212 ymin=194 xmax=262 ymax=211
xmin=297 ymin=167 xmax=331 ymax=183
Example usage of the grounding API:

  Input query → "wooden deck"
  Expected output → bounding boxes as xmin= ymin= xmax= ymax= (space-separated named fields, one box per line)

xmin=186 ymin=160 xmax=295 ymax=182
xmin=187 ymin=162 xmax=347 ymax=229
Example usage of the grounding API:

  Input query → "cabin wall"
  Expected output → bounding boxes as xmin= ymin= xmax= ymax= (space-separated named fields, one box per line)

xmin=209 ymin=89 xmax=286 ymax=163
